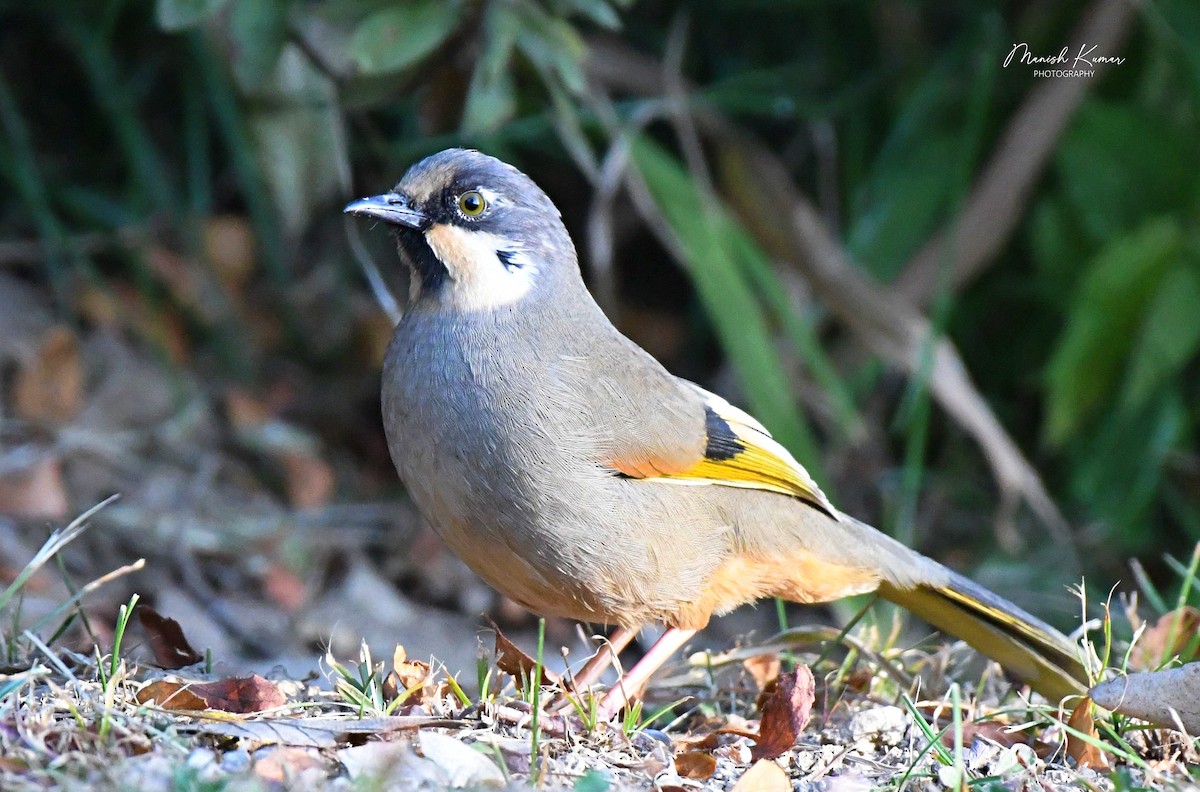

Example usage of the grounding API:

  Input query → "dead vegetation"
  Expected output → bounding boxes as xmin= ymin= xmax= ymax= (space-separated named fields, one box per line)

xmin=3 ymin=500 xmax=1200 ymax=790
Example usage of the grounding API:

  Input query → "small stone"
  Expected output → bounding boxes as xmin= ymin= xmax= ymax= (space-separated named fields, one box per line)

xmin=848 ymin=706 xmax=908 ymax=748
xmin=221 ymin=747 xmax=253 ymax=774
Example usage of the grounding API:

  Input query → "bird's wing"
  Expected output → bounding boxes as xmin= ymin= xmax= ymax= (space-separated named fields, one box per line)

xmin=600 ymin=372 xmax=838 ymax=520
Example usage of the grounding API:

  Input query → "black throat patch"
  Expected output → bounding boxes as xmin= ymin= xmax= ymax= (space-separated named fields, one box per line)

xmin=396 ymin=230 xmax=447 ymax=296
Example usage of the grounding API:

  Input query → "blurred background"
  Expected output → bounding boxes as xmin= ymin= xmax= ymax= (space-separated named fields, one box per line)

xmin=1 ymin=0 xmax=1197 ymax=677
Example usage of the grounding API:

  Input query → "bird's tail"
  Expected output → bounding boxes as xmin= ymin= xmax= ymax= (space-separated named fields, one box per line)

xmin=878 ymin=570 xmax=1089 ymax=701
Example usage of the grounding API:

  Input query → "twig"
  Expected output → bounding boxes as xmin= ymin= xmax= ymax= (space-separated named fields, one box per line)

xmin=582 ymin=99 xmax=669 ymax=317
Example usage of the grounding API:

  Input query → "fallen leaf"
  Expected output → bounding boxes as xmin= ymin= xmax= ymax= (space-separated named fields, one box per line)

xmin=138 ymin=675 xmax=287 ymax=713
xmin=136 ymin=680 xmax=208 ymax=710
xmin=263 ymin=561 xmax=307 ymax=612
xmin=145 ymin=245 xmax=216 ymax=322
xmin=139 ymin=605 xmax=203 ymax=669
xmin=416 ymin=731 xmax=506 ymax=787
xmin=253 ymin=745 xmax=327 ymax=782
xmin=191 ymin=675 xmax=287 ymax=713
xmin=674 ymin=751 xmax=717 ymax=779
xmin=382 ymin=644 xmax=440 ymax=705
xmin=102 ymin=283 xmax=190 ymax=364
xmin=492 ymin=623 xmax=560 ymax=690
xmin=940 ymin=720 xmax=1029 ymax=749
xmin=1066 ymin=697 xmax=1111 ymax=770
xmin=226 ymin=388 xmax=270 ymax=429
xmin=751 ymin=665 xmax=814 ymax=760
xmin=1130 ymin=607 xmax=1200 ymax=670
xmin=0 ymin=455 xmax=68 ymax=519
xmin=204 ymin=215 xmax=256 ymax=296
xmin=731 ymin=759 xmax=790 ymax=792
xmin=743 ymin=653 xmax=781 ymax=690
xmin=1091 ymin=662 xmax=1200 ymax=732
xmin=13 ymin=326 xmax=83 ymax=423
xmin=281 ymin=449 xmax=334 ymax=510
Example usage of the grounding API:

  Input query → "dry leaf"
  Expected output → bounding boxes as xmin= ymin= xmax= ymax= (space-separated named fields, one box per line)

xmin=731 ymin=759 xmax=790 ymax=792
xmin=253 ymin=745 xmax=327 ymax=782
xmin=1066 ymin=697 xmax=1111 ymax=770
xmin=264 ymin=561 xmax=307 ymax=612
xmin=492 ymin=624 xmax=560 ymax=690
xmin=14 ymin=326 xmax=83 ymax=423
xmin=382 ymin=644 xmax=439 ymax=705
xmin=674 ymin=751 xmax=717 ymax=779
xmin=108 ymin=283 xmax=190 ymax=364
xmin=281 ymin=449 xmax=335 ymax=510
xmin=204 ymin=215 xmax=255 ymax=295
xmin=751 ymin=665 xmax=814 ymax=760
xmin=226 ymin=389 xmax=270 ymax=429
xmin=1130 ymin=607 xmax=1200 ymax=670
xmin=139 ymin=605 xmax=203 ymax=669
xmin=743 ymin=653 xmax=781 ymax=690
xmin=940 ymin=720 xmax=1028 ymax=749
xmin=0 ymin=455 xmax=69 ymax=519
xmin=136 ymin=680 xmax=208 ymax=710
xmin=190 ymin=675 xmax=287 ymax=713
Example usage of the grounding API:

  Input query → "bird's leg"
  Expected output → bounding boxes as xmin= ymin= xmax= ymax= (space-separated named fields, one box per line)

xmin=597 ymin=627 xmax=697 ymax=722
xmin=571 ymin=626 xmax=639 ymax=691
xmin=549 ymin=625 xmax=638 ymax=714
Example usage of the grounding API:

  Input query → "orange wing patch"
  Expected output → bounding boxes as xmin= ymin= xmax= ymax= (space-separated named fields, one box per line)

xmin=612 ymin=388 xmax=838 ymax=519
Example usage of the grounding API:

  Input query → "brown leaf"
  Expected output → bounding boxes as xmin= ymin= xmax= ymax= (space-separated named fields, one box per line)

xmin=264 ymin=561 xmax=307 ymax=612
xmin=674 ymin=751 xmax=717 ymax=779
xmin=204 ymin=215 xmax=256 ymax=296
xmin=136 ymin=680 xmax=208 ymax=711
xmin=14 ymin=326 xmax=83 ymax=423
xmin=1066 ymin=697 xmax=1111 ymax=770
xmin=253 ymin=746 xmax=326 ymax=782
xmin=731 ymin=759 xmax=790 ymax=792
xmin=382 ymin=644 xmax=439 ymax=705
xmin=281 ymin=450 xmax=334 ymax=510
xmin=190 ymin=675 xmax=287 ymax=713
xmin=0 ymin=455 xmax=68 ymax=519
xmin=493 ymin=624 xmax=560 ymax=690
xmin=226 ymin=388 xmax=270 ymax=429
xmin=751 ymin=665 xmax=814 ymax=761
xmin=743 ymin=653 xmax=781 ymax=690
xmin=139 ymin=605 xmax=203 ymax=669
xmin=1130 ymin=607 xmax=1200 ymax=670
xmin=940 ymin=720 xmax=1029 ymax=749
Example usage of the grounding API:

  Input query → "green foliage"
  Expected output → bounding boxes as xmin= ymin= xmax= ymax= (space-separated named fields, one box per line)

xmin=156 ymin=0 xmax=230 ymax=31
xmin=4 ymin=0 xmax=1200 ymax=612
xmin=631 ymin=137 xmax=824 ymax=479
xmin=228 ymin=0 xmax=290 ymax=89
xmin=349 ymin=1 xmax=463 ymax=76
xmin=1043 ymin=217 xmax=1183 ymax=446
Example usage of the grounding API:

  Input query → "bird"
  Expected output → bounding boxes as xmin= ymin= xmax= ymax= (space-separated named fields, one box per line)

xmin=345 ymin=148 xmax=1088 ymax=719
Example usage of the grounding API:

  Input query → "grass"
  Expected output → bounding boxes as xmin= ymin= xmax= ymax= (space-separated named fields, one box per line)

xmin=5 ymin=511 xmax=1200 ymax=789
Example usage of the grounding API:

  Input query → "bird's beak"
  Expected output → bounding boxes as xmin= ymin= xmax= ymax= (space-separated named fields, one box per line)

xmin=343 ymin=193 xmax=430 ymax=230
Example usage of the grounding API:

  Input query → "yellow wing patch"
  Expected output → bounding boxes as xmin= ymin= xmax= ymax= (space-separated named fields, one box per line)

xmin=619 ymin=386 xmax=838 ymax=519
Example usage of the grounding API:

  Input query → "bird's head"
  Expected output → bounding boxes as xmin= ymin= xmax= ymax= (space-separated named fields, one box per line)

xmin=345 ymin=148 xmax=577 ymax=312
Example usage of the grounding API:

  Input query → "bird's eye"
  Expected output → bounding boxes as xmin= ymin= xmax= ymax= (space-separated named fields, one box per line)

xmin=458 ymin=191 xmax=487 ymax=217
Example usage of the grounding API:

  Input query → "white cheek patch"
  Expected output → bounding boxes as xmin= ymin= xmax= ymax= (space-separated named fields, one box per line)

xmin=424 ymin=224 xmax=538 ymax=311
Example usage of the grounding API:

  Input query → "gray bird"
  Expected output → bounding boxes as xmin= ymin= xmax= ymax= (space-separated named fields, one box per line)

xmin=345 ymin=148 xmax=1086 ymax=718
